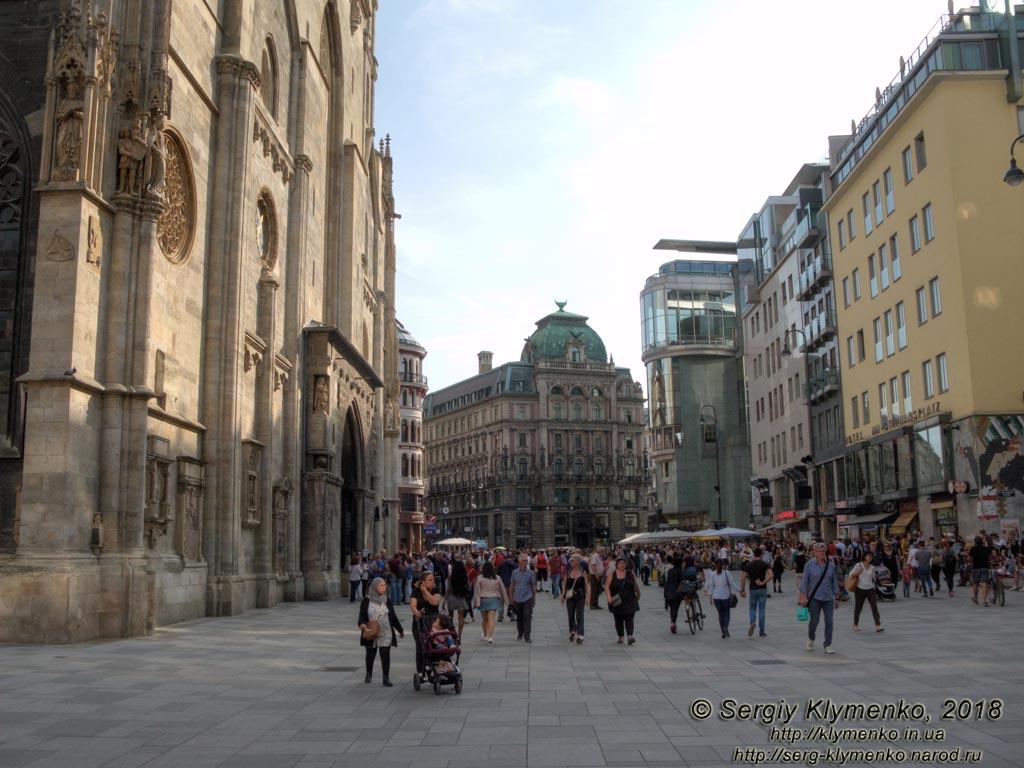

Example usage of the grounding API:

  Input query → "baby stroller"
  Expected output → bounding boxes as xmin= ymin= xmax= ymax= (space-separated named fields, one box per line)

xmin=875 ymin=565 xmax=896 ymax=601
xmin=413 ymin=615 xmax=463 ymax=695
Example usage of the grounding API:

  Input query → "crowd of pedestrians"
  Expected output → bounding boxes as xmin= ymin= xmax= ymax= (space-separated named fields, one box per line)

xmin=348 ymin=528 xmax=1022 ymax=685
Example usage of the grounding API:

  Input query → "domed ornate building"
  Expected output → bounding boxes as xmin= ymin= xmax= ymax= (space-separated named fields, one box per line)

xmin=423 ymin=303 xmax=647 ymax=549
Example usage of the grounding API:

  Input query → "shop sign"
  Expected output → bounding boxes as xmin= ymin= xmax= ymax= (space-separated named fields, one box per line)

xmin=948 ymin=480 xmax=970 ymax=494
xmin=847 ymin=401 xmax=942 ymax=444
xmin=836 ymin=514 xmax=848 ymax=523
xmin=774 ymin=510 xmax=796 ymax=522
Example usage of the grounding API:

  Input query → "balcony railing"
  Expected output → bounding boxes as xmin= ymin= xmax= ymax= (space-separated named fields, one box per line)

xmin=401 ymin=372 xmax=428 ymax=385
xmin=806 ymin=309 xmax=838 ymax=350
xmin=797 ymin=253 xmax=832 ymax=301
xmin=805 ymin=369 xmax=840 ymax=405
xmin=779 ymin=203 xmax=822 ymax=257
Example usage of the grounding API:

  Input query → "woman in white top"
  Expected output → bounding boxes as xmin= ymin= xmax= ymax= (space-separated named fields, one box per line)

xmin=849 ymin=551 xmax=883 ymax=632
xmin=706 ymin=558 xmax=741 ymax=639
xmin=349 ymin=556 xmax=364 ymax=603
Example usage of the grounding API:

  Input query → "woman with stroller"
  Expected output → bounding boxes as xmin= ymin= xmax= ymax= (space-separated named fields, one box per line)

xmin=410 ymin=571 xmax=442 ymax=682
xmin=472 ymin=560 xmax=508 ymax=643
xmin=358 ymin=577 xmax=404 ymax=687
xmin=562 ymin=553 xmax=591 ymax=644
xmin=848 ymin=551 xmax=883 ymax=633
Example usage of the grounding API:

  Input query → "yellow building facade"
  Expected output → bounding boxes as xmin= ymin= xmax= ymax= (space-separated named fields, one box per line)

xmin=824 ymin=5 xmax=1024 ymax=541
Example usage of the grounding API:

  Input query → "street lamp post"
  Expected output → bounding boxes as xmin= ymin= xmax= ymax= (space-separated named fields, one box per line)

xmin=781 ymin=328 xmax=820 ymax=541
xmin=1003 ymin=133 xmax=1024 ymax=186
xmin=697 ymin=404 xmax=723 ymax=527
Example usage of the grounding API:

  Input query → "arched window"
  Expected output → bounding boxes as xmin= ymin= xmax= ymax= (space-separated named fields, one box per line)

xmin=550 ymin=385 xmax=564 ymax=395
xmin=402 ymin=390 xmax=407 ymax=406
xmin=592 ymin=403 xmax=602 ymax=420
xmin=402 ymin=358 xmax=408 ymax=375
xmin=260 ymin=37 xmax=279 ymax=120
xmin=571 ymin=387 xmax=585 ymax=397
xmin=401 ymin=454 xmax=409 ymax=477
xmin=573 ymin=404 xmax=582 ymax=421
xmin=594 ymin=461 xmax=604 ymax=477
xmin=518 ymin=459 xmax=528 ymax=480
xmin=553 ymin=459 xmax=563 ymax=477
xmin=626 ymin=460 xmax=635 ymax=477
xmin=573 ymin=460 xmax=584 ymax=477
xmin=401 ymin=419 xmax=409 ymax=442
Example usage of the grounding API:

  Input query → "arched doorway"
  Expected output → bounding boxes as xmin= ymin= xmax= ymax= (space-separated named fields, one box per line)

xmin=573 ymin=514 xmax=593 ymax=550
xmin=339 ymin=407 xmax=361 ymax=562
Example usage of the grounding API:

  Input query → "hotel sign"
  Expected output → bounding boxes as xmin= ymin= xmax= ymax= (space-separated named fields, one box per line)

xmin=846 ymin=401 xmax=942 ymax=445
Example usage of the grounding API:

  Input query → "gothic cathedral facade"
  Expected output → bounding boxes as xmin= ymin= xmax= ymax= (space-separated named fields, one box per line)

xmin=0 ymin=0 xmax=401 ymax=642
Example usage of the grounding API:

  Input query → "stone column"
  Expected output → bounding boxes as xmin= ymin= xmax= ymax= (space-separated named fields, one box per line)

xmin=201 ymin=55 xmax=259 ymax=615
xmin=253 ymin=271 xmax=278 ymax=604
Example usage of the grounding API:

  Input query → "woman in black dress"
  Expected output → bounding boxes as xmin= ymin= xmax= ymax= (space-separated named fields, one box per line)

xmin=604 ymin=556 xmax=640 ymax=645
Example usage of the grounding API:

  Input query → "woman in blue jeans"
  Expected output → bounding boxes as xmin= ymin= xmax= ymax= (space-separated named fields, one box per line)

xmin=706 ymin=558 xmax=740 ymax=638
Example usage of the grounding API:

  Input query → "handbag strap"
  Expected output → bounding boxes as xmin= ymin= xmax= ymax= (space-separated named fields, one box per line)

xmin=809 ymin=561 xmax=830 ymax=601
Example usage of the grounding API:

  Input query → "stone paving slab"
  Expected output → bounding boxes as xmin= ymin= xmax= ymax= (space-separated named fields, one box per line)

xmin=3 ymin=580 xmax=1024 ymax=766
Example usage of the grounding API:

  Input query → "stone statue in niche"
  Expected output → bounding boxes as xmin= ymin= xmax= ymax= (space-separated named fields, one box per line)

xmin=86 ymin=215 xmax=100 ymax=266
xmin=183 ymin=487 xmax=201 ymax=561
xmin=117 ymin=112 xmax=148 ymax=195
xmin=53 ymin=75 xmax=85 ymax=182
xmin=143 ymin=114 xmax=167 ymax=202
xmin=313 ymin=376 xmax=329 ymax=415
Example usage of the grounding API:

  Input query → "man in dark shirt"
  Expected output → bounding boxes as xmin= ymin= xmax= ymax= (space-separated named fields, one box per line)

xmin=497 ymin=554 xmax=517 ymax=621
xmin=970 ymin=536 xmax=992 ymax=605
xmin=740 ymin=547 xmax=773 ymax=638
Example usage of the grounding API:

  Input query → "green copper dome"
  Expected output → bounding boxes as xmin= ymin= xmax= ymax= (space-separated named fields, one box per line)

xmin=521 ymin=301 xmax=608 ymax=364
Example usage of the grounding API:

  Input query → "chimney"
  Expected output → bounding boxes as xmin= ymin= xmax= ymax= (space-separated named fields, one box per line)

xmin=478 ymin=351 xmax=493 ymax=374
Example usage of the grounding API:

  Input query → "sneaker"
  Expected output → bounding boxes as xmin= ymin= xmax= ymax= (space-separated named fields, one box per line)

xmin=487 ymin=637 xmax=494 ymax=643
xmin=569 ymin=632 xmax=576 ymax=643
xmin=481 ymin=633 xmax=487 ymax=641
xmin=759 ymin=632 xmax=767 ymax=638
xmin=617 ymin=637 xmax=624 ymax=644
xmin=748 ymin=622 xmax=756 ymax=637
xmin=824 ymin=646 xmax=835 ymax=655
xmin=670 ymin=623 xmax=677 ymax=634
xmin=627 ymin=636 xmax=636 ymax=645
xmin=576 ymin=636 xmax=583 ymax=644
xmin=806 ymin=640 xmax=814 ymax=651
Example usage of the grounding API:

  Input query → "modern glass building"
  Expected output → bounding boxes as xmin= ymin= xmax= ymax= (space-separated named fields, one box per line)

xmin=641 ymin=256 xmax=754 ymax=530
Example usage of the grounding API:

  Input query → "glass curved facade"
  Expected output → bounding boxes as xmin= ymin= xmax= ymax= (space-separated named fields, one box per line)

xmin=641 ymin=281 xmax=738 ymax=350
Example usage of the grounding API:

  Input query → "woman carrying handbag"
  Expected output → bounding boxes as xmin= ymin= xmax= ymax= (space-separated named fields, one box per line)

xmin=706 ymin=558 xmax=740 ymax=638
xmin=358 ymin=577 xmax=404 ymax=687
xmin=604 ymin=556 xmax=641 ymax=645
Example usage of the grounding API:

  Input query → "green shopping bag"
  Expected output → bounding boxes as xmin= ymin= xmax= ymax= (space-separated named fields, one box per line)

xmin=796 ymin=606 xmax=809 ymax=622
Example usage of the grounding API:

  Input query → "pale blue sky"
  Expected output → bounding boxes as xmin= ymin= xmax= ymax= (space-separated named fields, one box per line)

xmin=375 ymin=0 xmax=948 ymax=393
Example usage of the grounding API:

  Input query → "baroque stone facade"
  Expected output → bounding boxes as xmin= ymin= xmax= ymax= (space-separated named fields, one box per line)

xmin=0 ymin=0 xmax=401 ymax=643
xmin=423 ymin=305 xmax=648 ymax=549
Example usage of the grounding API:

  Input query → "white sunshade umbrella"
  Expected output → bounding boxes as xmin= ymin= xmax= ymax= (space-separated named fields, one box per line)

xmin=617 ymin=533 xmax=647 ymax=545
xmin=647 ymin=529 xmax=693 ymax=540
xmin=435 ymin=537 xmax=474 ymax=546
xmin=689 ymin=527 xmax=758 ymax=539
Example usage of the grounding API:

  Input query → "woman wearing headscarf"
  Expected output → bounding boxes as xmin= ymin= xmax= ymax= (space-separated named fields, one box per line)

xmin=358 ymin=577 xmax=404 ymax=687
xmin=562 ymin=553 xmax=591 ymax=644
xmin=706 ymin=557 xmax=740 ymax=638
xmin=445 ymin=559 xmax=472 ymax=639
xmin=410 ymin=571 xmax=442 ymax=681
xmin=604 ymin=555 xmax=641 ymax=645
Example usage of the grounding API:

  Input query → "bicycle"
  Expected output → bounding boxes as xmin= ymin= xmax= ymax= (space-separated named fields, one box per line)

xmin=679 ymin=581 xmax=704 ymax=634
xmin=989 ymin=573 xmax=1007 ymax=607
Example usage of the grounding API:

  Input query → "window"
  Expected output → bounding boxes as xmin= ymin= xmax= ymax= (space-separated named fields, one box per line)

xmin=923 ymin=204 xmax=935 ymax=242
xmin=890 ymin=377 xmax=900 ymax=417
xmin=937 ymin=353 xmax=949 ymax=393
xmin=843 ymin=277 xmax=851 ymax=307
xmin=572 ymin=404 xmax=582 ymax=420
xmin=856 ymin=330 xmax=865 ymax=362
xmin=879 ymin=384 xmax=888 ymax=421
xmin=838 ymin=219 xmax=847 ymax=249
xmin=518 ymin=432 xmax=527 ymax=448
xmin=868 ymin=255 xmax=878 ymax=297
xmin=922 ymin=359 xmax=935 ymax=399
xmin=554 ymin=433 xmax=562 ymax=449
xmin=890 ymin=234 xmax=901 ymax=281
xmin=850 ymin=397 xmax=859 ymax=428
xmin=902 ymin=371 xmax=912 ymax=413
xmin=592 ymin=404 xmax=601 ymax=420
xmin=553 ymin=404 xmax=562 ymax=420
xmin=873 ymin=181 xmax=883 ymax=225
xmin=929 ymin=277 xmax=942 ymax=316
xmin=862 ymin=192 xmax=873 ymax=235
xmin=517 ymin=406 xmax=526 ymax=420
xmin=884 ymin=310 xmax=895 ymax=356
xmin=902 ymin=146 xmax=914 ymax=183
xmin=862 ymin=391 xmax=871 ymax=424
xmin=883 ymin=168 xmax=895 ymax=213
xmin=915 ymin=132 xmax=927 ymax=171
xmin=873 ymin=318 xmax=883 ymax=362
xmin=915 ymin=287 xmax=928 ymax=325
xmin=878 ymin=243 xmax=890 ymax=290
xmin=518 ymin=458 xmax=528 ymax=480
xmin=896 ymin=301 xmax=907 ymax=349
xmin=852 ymin=268 xmax=862 ymax=299
xmin=847 ymin=336 xmax=856 ymax=368
xmin=909 ymin=215 xmax=921 ymax=252
xmin=847 ymin=209 xmax=856 ymax=240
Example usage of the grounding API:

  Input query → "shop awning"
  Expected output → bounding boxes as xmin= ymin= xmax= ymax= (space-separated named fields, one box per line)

xmin=930 ymin=500 xmax=954 ymax=510
xmin=839 ymin=512 xmax=896 ymax=529
xmin=888 ymin=509 xmax=919 ymax=533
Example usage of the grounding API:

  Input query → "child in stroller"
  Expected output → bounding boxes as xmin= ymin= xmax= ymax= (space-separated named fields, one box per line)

xmin=414 ymin=614 xmax=463 ymax=695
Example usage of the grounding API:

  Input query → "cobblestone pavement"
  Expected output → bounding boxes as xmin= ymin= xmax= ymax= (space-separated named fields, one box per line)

xmin=1 ymin=578 xmax=1023 ymax=768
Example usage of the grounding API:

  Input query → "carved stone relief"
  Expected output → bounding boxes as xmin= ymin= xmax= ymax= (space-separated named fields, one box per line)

xmin=313 ymin=375 xmax=329 ymax=415
xmin=176 ymin=457 xmax=205 ymax=562
xmin=273 ymin=480 xmax=292 ymax=579
xmin=144 ymin=450 xmax=173 ymax=549
xmin=86 ymin=215 xmax=101 ymax=267
xmin=45 ymin=230 xmax=74 ymax=262
xmin=243 ymin=443 xmax=261 ymax=529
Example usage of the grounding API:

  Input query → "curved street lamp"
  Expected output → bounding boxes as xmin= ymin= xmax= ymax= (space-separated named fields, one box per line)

xmin=1004 ymin=133 xmax=1024 ymax=187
